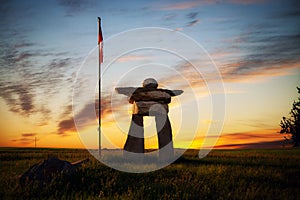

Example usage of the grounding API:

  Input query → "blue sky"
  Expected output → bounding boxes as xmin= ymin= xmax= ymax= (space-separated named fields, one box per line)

xmin=0 ymin=0 xmax=299 ymax=148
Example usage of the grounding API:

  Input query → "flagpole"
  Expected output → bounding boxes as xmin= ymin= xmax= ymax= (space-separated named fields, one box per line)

xmin=98 ymin=17 xmax=102 ymax=158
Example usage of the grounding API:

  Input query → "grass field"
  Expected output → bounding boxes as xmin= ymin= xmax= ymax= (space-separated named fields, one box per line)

xmin=0 ymin=148 xmax=299 ymax=199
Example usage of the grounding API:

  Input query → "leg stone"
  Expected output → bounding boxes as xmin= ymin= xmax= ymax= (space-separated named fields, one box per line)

xmin=155 ymin=114 xmax=174 ymax=161
xmin=124 ymin=114 xmax=144 ymax=153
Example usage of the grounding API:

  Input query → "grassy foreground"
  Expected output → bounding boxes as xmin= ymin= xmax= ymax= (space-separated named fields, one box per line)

xmin=0 ymin=148 xmax=299 ymax=199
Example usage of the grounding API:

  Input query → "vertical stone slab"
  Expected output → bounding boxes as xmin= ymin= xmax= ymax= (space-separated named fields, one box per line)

xmin=124 ymin=114 xmax=144 ymax=153
xmin=155 ymin=114 xmax=174 ymax=161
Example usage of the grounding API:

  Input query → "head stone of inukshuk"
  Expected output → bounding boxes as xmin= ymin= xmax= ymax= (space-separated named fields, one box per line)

xmin=130 ymin=78 xmax=171 ymax=116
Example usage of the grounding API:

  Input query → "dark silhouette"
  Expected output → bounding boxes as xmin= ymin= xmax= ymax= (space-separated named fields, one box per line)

xmin=280 ymin=86 xmax=300 ymax=147
xmin=20 ymin=157 xmax=89 ymax=186
xmin=116 ymin=78 xmax=183 ymax=160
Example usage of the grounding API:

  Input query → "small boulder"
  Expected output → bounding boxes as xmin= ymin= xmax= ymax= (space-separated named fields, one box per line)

xmin=19 ymin=157 xmax=88 ymax=186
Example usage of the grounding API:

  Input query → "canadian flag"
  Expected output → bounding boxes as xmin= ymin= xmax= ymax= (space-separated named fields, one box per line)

xmin=98 ymin=17 xmax=103 ymax=63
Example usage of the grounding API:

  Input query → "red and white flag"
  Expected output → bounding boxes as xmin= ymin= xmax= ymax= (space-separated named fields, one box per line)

xmin=98 ymin=17 xmax=103 ymax=63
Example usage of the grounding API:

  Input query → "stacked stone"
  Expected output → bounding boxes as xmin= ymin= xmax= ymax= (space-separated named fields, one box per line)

xmin=116 ymin=78 xmax=183 ymax=161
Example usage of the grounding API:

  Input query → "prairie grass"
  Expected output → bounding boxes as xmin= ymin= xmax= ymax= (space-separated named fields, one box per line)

xmin=0 ymin=147 xmax=299 ymax=199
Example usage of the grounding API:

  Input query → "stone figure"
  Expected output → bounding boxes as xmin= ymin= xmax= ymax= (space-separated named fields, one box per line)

xmin=115 ymin=78 xmax=183 ymax=160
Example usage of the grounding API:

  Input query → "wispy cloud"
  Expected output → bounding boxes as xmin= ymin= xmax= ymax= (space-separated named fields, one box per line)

xmin=199 ymin=129 xmax=287 ymax=149
xmin=158 ymin=0 xmax=267 ymax=11
xmin=186 ymin=19 xmax=200 ymax=27
xmin=116 ymin=55 xmax=150 ymax=63
xmin=0 ymin=54 xmax=76 ymax=116
xmin=208 ymin=7 xmax=300 ymax=82
xmin=221 ymin=61 xmax=300 ymax=83
xmin=59 ymin=104 xmax=73 ymax=119
xmin=13 ymin=42 xmax=36 ymax=49
xmin=186 ymin=12 xmax=198 ymax=19
xmin=0 ymin=2 xmax=80 ymax=120
xmin=163 ymin=6 xmax=201 ymax=30
xmin=228 ymin=0 xmax=267 ymax=5
xmin=11 ymin=133 xmax=37 ymax=145
xmin=21 ymin=133 xmax=37 ymax=137
xmin=216 ymin=130 xmax=280 ymax=140
xmin=58 ymin=0 xmax=96 ymax=16
xmin=152 ymin=51 xmax=299 ymax=96
xmin=0 ymin=84 xmax=34 ymax=116
xmin=164 ymin=13 xmax=177 ymax=20
xmin=56 ymin=93 xmax=117 ymax=136
xmin=213 ymin=140 xmax=289 ymax=149
xmin=57 ymin=119 xmax=76 ymax=136
xmin=219 ymin=32 xmax=300 ymax=81
xmin=160 ymin=1 xmax=201 ymax=10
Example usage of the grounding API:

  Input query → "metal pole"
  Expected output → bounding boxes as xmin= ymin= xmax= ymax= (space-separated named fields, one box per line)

xmin=98 ymin=17 xmax=101 ymax=158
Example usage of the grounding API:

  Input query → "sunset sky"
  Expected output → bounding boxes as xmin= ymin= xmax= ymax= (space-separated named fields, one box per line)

xmin=0 ymin=0 xmax=299 ymax=149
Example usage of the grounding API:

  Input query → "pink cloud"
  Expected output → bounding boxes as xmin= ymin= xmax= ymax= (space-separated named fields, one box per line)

xmin=160 ymin=1 xmax=202 ymax=10
xmin=116 ymin=55 xmax=150 ymax=63
xmin=158 ymin=0 xmax=267 ymax=11
xmin=228 ymin=0 xmax=267 ymax=5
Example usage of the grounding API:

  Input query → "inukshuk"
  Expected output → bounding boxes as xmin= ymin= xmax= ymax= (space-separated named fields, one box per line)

xmin=115 ymin=78 xmax=183 ymax=160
